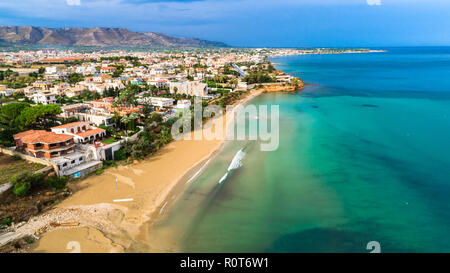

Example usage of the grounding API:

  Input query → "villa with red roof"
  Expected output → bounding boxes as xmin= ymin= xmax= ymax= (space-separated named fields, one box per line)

xmin=13 ymin=130 xmax=75 ymax=159
xmin=13 ymin=123 xmax=106 ymax=177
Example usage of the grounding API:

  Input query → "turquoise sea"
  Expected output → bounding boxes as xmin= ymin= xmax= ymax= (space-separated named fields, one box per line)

xmin=148 ymin=47 xmax=450 ymax=253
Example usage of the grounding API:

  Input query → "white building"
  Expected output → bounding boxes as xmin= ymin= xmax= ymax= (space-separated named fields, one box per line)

xmin=0 ymin=89 xmax=14 ymax=97
xmin=169 ymin=81 xmax=208 ymax=97
xmin=32 ymin=92 xmax=57 ymax=105
xmin=138 ymin=96 xmax=174 ymax=108
xmin=45 ymin=66 xmax=58 ymax=74
xmin=147 ymin=79 xmax=168 ymax=89
xmin=236 ymin=81 xmax=248 ymax=91
xmin=51 ymin=121 xmax=106 ymax=144
xmin=176 ymin=100 xmax=192 ymax=109
xmin=76 ymin=66 xmax=97 ymax=75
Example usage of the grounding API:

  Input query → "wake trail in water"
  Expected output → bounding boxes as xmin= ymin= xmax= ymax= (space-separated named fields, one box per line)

xmin=218 ymin=173 xmax=228 ymax=184
xmin=181 ymin=147 xmax=248 ymax=243
xmin=219 ymin=148 xmax=246 ymax=184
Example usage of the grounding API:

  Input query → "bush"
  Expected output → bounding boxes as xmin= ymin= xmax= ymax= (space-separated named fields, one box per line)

xmin=24 ymin=237 xmax=35 ymax=244
xmin=12 ymin=180 xmax=31 ymax=197
xmin=11 ymin=155 xmax=22 ymax=161
xmin=103 ymin=160 xmax=118 ymax=168
xmin=44 ymin=176 xmax=68 ymax=190
xmin=114 ymin=148 xmax=127 ymax=161
xmin=11 ymin=173 xmax=33 ymax=197
xmin=0 ymin=217 xmax=12 ymax=227
xmin=10 ymin=172 xmax=67 ymax=196
xmin=95 ymin=169 xmax=104 ymax=175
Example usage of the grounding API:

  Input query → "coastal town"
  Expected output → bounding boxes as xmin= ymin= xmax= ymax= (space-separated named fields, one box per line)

xmin=0 ymin=47 xmax=373 ymax=252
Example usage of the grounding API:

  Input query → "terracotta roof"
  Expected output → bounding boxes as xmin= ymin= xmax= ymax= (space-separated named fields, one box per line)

xmin=76 ymin=128 xmax=106 ymax=138
xmin=13 ymin=130 xmax=46 ymax=140
xmin=20 ymin=131 xmax=73 ymax=144
xmin=52 ymin=121 xmax=89 ymax=129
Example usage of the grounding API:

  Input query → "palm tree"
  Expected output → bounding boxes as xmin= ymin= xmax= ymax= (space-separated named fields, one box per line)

xmin=121 ymin=115 xmax=131 ymax=137
xmin=129 ymin=112 xmax=139 ymax=131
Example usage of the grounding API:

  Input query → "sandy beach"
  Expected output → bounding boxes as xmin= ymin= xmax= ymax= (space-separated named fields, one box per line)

xmin=31 ymin=89 xmax=264 ymax=253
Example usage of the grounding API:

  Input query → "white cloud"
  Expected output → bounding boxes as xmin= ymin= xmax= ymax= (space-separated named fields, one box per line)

xmin=66 ymin=0 xmax=81 ymax=6
xmin=367 ymin=0 xmax=381 ymax=6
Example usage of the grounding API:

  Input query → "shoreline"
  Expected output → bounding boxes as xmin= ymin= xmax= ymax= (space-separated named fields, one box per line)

xmin=29 ymin=88 xmax=265 ymax=253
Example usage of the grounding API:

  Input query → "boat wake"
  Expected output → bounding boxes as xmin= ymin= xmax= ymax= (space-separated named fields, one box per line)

xmin=219 ymin=148 xmax=246 ymax=184
xmin=218 ymin=173 xmax=228 ymax=184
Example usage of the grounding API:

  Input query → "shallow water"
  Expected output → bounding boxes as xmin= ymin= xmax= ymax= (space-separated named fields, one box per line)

xmin=148 ymin=47 xmax=450 ymax=253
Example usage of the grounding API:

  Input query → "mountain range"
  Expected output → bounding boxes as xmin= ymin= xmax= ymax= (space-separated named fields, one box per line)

xmin=0 ymin=26 xmax=227 ymax=48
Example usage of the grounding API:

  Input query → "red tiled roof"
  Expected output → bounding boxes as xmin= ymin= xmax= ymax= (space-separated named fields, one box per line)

xmin=76 ymin=128 xmax=106 ymax=138
xmin=20 ymin=131 xmax=73 ymax=144
xmin=13 ymin=130 xmax=46 ymax=140
xmin=52 ymin=121 xmax=89 ymax=129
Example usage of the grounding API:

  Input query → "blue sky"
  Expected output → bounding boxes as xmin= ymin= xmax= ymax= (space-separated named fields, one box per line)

xmin=0 ymin=0 xmax=449 ymax=47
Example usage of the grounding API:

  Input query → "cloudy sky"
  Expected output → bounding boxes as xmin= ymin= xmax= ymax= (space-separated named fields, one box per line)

xmin=0 ymin=0 xmax=449 ymax=47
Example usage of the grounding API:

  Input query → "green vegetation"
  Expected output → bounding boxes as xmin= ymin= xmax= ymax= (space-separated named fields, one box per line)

xmin=43 ymin=176 xmax=68 ymax=190
xmin=101 ymin=137 xmax=120 ymax=145
xmin=243 ymin=73 xmax=274 ymax=84
xmin=0 ymin=217 xmax=12 ymax=227
xmin=102 ymin=160 xmax=118 ymax=169
xmin=24 ymin=237 xmax=35 ymax=244
xmin=114 ymin=148 xmax=127 ymax=161
xmin=204 ymin=81 xmax=224 ymax=88
xmin=0 ymin=69 xmax=35 ymax=89
xmin=10 ymin=172 xmax=68 ymax=197
xmin=112 ymin=65 xmax=124 ymax=77
xmin=15 ymin=104 xmax=62 ymax=130
xmin=78 ymin=90 xmax=101 ymax=100
xmin=114 ymin=84 xmax=142 ymax=107
xmin=67 ymin=73 xmax=84 ymax=85
xmin=11 ymin=172 xmax=42 ymax=197
xmin=0 ymin=154 xmax=45 ymax=185
xmin=223 ymin=64 xmax=240 ymax=76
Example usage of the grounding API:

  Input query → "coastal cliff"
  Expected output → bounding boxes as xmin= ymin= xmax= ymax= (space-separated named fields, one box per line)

xmin=254 ymin=77 xmax=304 ymax=93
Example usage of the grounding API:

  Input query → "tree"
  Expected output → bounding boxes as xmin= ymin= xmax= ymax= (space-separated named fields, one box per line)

xmin=112 ymin=111 xmax=121 ymax=127
xmin=129 ymin=112 xmax=139 ymax=131
xmin=121 ymin=115 xmax=131 ymax=137
xmin=0 ymin=102 xmax=31 ymax=145
xmin=16 ymin=104 xmax=62 ymax=130
xmin=99 ymin=124 xmax=114 ymax=136
xmin=149 ymin=112 xmax=163 ymax=124
xmin=159 ymin=127 xmax=172 ymax=145
xmin=115 ymin=88 xmax=137 ymax=107
xmin=0 ymin=102 xmax=30 ymax=129
xmin=67 ymin=73 xmax=84 ymax=85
